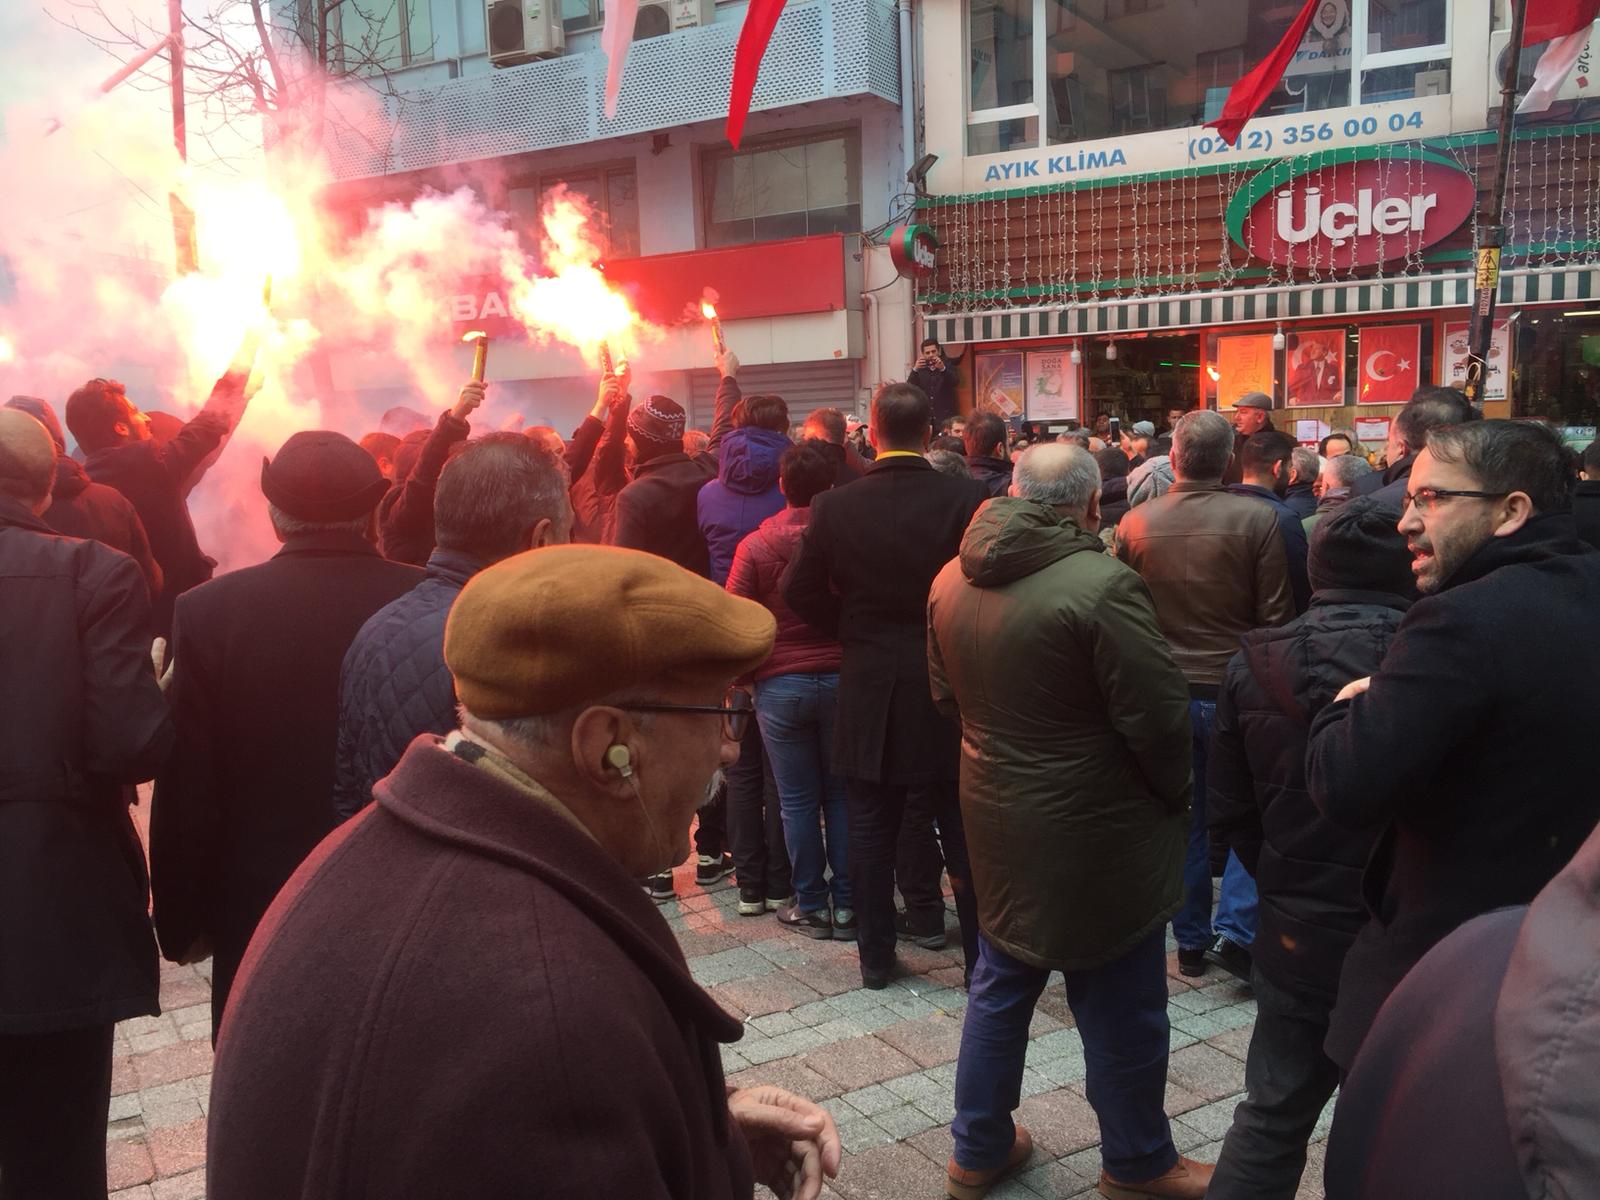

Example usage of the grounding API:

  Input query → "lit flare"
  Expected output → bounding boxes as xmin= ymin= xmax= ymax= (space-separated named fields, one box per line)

xmin=462 ymin=329 xmax=490 ymax=382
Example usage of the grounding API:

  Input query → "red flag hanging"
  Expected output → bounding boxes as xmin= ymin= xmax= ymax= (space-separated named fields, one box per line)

xmin=726 ymin=0 xmax=787 ymax=148
xmin=1204 ymin=0 xmax=1320 ymax=146
xmin=1518 ymin=0 xmax=1600 ymax=113
xmin=1357 ymin=324 xmax=1421 ymax=406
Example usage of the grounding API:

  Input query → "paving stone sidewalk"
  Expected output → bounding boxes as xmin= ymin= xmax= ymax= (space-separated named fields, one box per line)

xmin=106 ymin=836 xmax=1331 ymax=1199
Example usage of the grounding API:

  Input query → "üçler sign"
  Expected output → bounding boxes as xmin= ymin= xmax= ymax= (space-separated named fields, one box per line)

xmin=889 ymin=224 xmax=939 ymax=278
xmin=1226 ymin=145 xmax=1476 ymax=270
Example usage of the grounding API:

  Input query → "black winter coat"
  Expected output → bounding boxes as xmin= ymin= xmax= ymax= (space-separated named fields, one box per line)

xmin=612 ymin=376 xmax=737 ymax=576
xmin=1282 ymin=481 xmax=1317 ymax=519
xmin=1208 ymin=591 xmax=1409 ymax=1002
xmin=333 ymin=548 xmax=483 ymax=821
xmin=784 ymin=456 xmax=989 ymax=784
xmin=908 ymin=364 xmax=960 ymax=427
xmin=378 ymin=409 xmax=470 ymax=566
xmin=0 ymin=498 xmax=173 ymax=1035
xmin=84 ymin=410 xmax=229 ymax=635
xmin=966 ymin=454 xmax=1013 ymax=499
xmin=1307 ymin=514 xmax=1600 ymax=1069
xmin=150 ymin=532 xmax=423 ymax=1031
xmin=47 ymin=454 xmax=162 ymax=600
xmin=1575 ymin=478 xmax=1600 ymax=549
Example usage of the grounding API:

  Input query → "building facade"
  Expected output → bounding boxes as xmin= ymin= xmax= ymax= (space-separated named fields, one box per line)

xmin=914 ymin=0 xmax=1600 ymax=448
xmin=293 ymin=0 xmax=920 ymax=431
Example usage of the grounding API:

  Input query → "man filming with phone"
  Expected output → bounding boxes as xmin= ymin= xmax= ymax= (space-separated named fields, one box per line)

xmin=909 ymin=338 xmax=961 ymax=432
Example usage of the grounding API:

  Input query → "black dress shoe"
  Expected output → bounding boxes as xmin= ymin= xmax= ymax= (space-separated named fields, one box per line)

xmin=1206 ymin=936 xmax=1253 ymax=982
xmin=894 ymin=910 xmax=948 ymax=950
xmin=1177 ymin=947 xmax=1208 ymax=978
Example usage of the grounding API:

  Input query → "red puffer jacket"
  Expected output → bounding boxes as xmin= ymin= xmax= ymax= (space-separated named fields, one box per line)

xmin=726 ymin=506 xmax=843 ymax=681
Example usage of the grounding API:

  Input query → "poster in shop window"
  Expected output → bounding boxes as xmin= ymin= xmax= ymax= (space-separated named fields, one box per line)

xmin=1215 ymin=334 xmax=1276 ymax=408
xmin=1026 ymin=349 xmax=1080 ymax=422
xmin=1357 ymin=324 xmax=1422 ymax=405
xmin=1442 ymin=321 xmax=1511 ymax=402
xmin=1286 ymin=329 xmax=1346 ymax=407
xmin=974 ymin=352 xmax=1025 ymax=419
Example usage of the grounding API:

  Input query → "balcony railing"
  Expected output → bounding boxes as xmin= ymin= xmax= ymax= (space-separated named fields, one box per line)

xmin=323 ymin=0 xmax=900 ymax=180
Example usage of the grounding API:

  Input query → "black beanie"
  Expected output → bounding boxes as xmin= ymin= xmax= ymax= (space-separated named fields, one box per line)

xmin=1307 ymin=497 xmax=1415 ymax=598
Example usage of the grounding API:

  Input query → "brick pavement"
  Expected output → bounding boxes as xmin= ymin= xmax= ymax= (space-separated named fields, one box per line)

xmin=104 ymin=855 xmax=1332 ymax=1199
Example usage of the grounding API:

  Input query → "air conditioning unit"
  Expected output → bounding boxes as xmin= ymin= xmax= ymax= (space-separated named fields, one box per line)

xmin=1488 ymin=22 xmax=1600 ymax=104
xmin=633 ymin=0 xmax=715 ymax=40
xmin=487 ymin=0 xmax=565 ymax=66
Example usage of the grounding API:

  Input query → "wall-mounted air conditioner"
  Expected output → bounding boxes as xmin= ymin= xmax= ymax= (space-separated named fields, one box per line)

xmin=1488 ymin=23 xmax=1600 ymax=104
xmin=633 ymin=0 xmax=716 ymax=40
xmin=487 ymin=0 xmax=565 ymax=67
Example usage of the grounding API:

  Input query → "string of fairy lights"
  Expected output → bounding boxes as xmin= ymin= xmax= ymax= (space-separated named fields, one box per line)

xmin=916 ymin=130 xmax=1600 ymax=311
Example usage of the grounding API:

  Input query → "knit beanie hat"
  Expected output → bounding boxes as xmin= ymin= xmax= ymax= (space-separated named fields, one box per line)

xmin=628 ymin=395 xmax=687 ymax=447
xmin=1307 ymin=497 xmax=1414 ymax=597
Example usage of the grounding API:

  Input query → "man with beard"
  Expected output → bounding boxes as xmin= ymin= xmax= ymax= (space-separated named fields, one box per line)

xmin=207 ymin=546 xmax=840 ymax=1200
xmin=1307 ymin=419 xmax=1600 ymax=1075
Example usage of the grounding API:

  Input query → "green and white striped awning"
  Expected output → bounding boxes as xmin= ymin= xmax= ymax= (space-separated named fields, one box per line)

xmin=925 ymin=263 xmax=1600 ymax=345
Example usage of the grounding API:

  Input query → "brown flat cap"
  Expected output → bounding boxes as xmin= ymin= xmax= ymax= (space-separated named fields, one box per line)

xmin=445 ymin=545 xmax=776 ymax=719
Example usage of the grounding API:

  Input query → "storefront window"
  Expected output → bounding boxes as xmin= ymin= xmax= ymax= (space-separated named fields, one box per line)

xmin=1515 ymin=315 xmax=1600 ymax=426
xmin=967 ymin=0 xmax=1452 ymax=154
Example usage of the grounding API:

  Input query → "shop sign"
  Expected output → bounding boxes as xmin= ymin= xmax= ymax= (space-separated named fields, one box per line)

xmin=889 ymin=224 xmax=939 ymax=278
xmin=1226 ymin=145 xmax=1475 ymax=270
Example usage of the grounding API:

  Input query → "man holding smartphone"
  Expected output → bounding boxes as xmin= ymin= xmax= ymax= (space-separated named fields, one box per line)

xmin=909 ymin=338 xmax=961 ymax=432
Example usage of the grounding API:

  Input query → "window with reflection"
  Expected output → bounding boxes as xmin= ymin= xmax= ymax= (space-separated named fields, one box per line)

xmin=966 ymin=0 xmax=1452 ymax=154
xmin=701 ymin=130 xmax=860 ymax=247
xmin=506 ymin=165 xmax=640 ymax=260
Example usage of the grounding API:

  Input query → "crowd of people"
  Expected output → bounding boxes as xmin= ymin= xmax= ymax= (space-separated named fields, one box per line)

xmin=2 ymin=337 xmax=1599 ymax=1200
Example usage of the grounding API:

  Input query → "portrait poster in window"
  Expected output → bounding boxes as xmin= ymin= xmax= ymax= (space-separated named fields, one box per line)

xmin=1286 ymin=329 xmax=1346 ymax=408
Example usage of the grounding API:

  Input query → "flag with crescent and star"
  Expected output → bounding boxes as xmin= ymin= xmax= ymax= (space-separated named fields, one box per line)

xmin=1357 ymin=324 xmax=1421 ymax=405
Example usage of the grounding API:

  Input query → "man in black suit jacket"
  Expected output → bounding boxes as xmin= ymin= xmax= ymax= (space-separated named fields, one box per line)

xmin=784 ymin=382 xmax=989 ymax=988
xmin=151 ymin=430 xmax=425 ymax=1037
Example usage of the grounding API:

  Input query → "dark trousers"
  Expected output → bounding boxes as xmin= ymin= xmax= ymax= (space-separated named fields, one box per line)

xmin=896 ymin=787 xmax=947 ymax=930
xmin=845 ymin=777 xmax=978 ymax=975
xmin=695 ymin=775 xmax=728 ymax=858
xmin=0 ymin=1024 xmax=115 ymax=1200
xmin=727 ymin=719 xmax=791 ymax=900
xmin=1208 ymin=968 xmax=1341 ymax=1200
xmin=952 ymin=932 xmax=1178 ymax=1181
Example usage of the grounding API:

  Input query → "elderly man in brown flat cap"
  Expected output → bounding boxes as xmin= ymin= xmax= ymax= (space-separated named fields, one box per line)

xmin=150 ymin=431 xmax=424 ymax=1039
xmin=206 ymin=545 xmax=841 ymax=1200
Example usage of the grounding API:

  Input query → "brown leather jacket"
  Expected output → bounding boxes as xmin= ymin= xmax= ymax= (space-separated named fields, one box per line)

xmin=1116 ymin=480 xmax=1295 ymax=687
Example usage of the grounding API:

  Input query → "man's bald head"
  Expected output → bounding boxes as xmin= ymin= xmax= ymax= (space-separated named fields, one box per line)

xmin=0 ymin=409 xmax=58 ymax=513
xmin=1011 ymin=441 xmax=1102 ymax=526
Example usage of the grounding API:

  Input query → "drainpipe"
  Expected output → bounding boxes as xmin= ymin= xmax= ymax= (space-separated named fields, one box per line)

xmin=896 ymin=0 xmax=918 ymax=380
xmin=896 ymin=0 xmax=917 ymax=182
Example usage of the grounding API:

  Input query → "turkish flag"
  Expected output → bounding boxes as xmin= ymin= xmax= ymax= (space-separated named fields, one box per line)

xmin=1204 ymin=0 xmax=1320 ymax=145
xmin=727 ymin=0 xmax=788 ymax=148
xmin=1357 ymin=325 xmax=1421 ymax=405
xmin=1518 ymin=0 xmax=1600 ymax=113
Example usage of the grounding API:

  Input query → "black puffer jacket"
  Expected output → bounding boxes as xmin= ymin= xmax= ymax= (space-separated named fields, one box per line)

xmin=1209 ymin=590 xmax=1409 ymax=1000
xmin=332 ymin=549 xmax=483 ymax=821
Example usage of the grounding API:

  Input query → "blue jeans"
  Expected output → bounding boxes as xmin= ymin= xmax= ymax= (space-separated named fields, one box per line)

xmin=1174 ymin=699 xmax=1258 ymax=952
xmin=754 ymin=673 xmax=851 ymax=912
xmin=952 ymin=932 xmax=1178 ymax=1181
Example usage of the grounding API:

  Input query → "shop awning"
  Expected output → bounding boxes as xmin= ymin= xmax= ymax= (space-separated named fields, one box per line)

xmin=924 ymin=263 xmax=1600 ymax=345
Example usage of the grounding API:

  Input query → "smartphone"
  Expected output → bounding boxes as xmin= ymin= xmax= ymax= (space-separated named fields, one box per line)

xmin=1108 ymin=416 xmax=1122 ymax=444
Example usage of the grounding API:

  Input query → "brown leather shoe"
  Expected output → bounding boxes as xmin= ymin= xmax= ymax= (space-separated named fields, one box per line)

xmin=1097 ymin=1156 xmax=1215 ymax=1199
xmin=946 ymin=1125 xmax=1034 ymax=1200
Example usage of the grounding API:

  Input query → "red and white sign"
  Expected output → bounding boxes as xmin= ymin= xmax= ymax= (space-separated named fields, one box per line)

xmin=1234 ymin=153 xmax=1476 ymax=270
xmin=1357 ymin=324 xmax=1422 ymax=405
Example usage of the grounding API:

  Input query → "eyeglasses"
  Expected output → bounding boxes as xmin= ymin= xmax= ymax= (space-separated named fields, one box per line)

xmin=1401 ymin=487 xmax=1510 ymax=513
xmin=619 ymin=689 xmax=753 ymax=741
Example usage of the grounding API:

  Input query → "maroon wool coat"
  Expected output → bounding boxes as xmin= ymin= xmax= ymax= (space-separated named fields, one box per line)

xmin=207 ymin=736 xmax=754 ymax=1200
